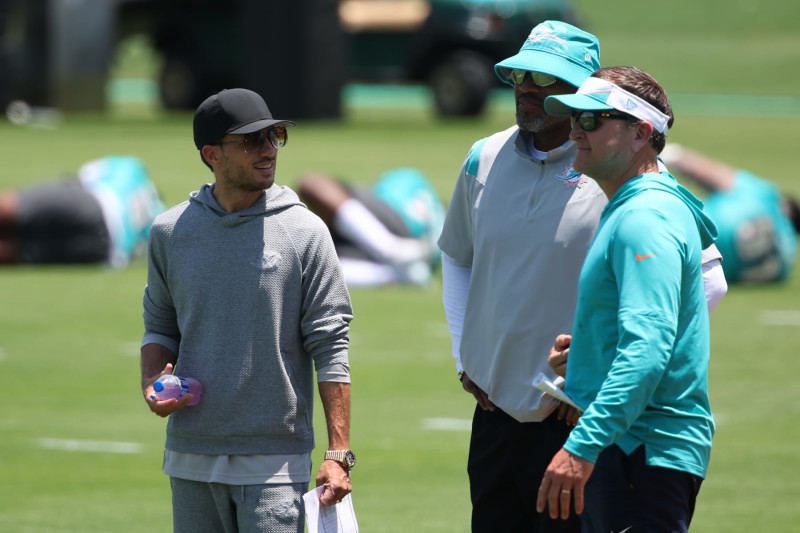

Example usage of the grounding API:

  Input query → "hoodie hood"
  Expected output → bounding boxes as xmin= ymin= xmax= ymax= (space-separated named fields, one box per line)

xmin=188 ymin=183 xmax=305 ymax=227
xmin=605 ymin=172 xmax=718 ymax=249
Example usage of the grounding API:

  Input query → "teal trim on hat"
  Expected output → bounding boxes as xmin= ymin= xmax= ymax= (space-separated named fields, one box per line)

xmin=545 ymin=77 xmax=672 ymax=133
xmin=544 ymin=92 xmax=613 ymax=117
xmin=494 ymin=20 xmax=600 ymax=88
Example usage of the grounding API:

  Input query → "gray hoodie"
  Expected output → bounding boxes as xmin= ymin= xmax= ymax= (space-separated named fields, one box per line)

xmin=143 ymin=183 xmax=353 ymax=455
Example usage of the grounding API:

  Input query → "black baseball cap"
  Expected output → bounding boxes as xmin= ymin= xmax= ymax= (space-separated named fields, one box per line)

xmin=193 ymin=88 xmax=295 ymax=149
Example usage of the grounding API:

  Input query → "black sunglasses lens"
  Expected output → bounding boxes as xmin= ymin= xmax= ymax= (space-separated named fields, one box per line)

xmin=240 ymin=131 xmax=266 ymax=154
xmin=531 ymin=72 xmax=557 ymax=87
xmin=269 ymin=128 xmax=287 ymax=149
xmin=240 ymin=128 xmax=287 ymax=153
xmin=510 ymin=69 xmax=557 ymax=87
xmin=572 ymin=112 xmax=597 ymax=131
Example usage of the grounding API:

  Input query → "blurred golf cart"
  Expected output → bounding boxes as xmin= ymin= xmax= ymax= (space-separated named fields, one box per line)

xmin=145 ymin=0 xmax=580 ymax=117
xmin=0 ymin=0 xmax=580 ymax=118
xmin=338 ymin=0 xmax=580 ymax=116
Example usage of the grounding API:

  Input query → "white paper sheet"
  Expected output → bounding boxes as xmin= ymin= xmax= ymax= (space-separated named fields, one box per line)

xmin=303 ymin=486 xmax=359 ymax=533
xmin=532 ymin=372 xmax=584 ymax=412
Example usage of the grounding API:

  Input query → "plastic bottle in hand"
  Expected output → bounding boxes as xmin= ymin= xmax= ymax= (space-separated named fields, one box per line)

xmin=151 ymin=375 xmax=203 ymax=406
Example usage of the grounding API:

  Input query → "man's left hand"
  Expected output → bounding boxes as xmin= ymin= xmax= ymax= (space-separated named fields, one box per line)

xmin=316 ymin=460 xmax=352 ymax=507
xmin=536 ymin=448 xmax=594 ymax=520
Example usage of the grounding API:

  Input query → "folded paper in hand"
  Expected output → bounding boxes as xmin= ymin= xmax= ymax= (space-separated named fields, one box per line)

xmin=303 ymin=487 xmax=358 ymax=533
xmin=532 ymin=373 xmax=584 ymax=413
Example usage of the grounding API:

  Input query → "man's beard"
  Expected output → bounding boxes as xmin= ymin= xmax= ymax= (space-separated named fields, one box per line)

xmin=516 ymin=113 xmax=549 ymax=133
xmin=222 ymin=156 xmax=273 ymax=192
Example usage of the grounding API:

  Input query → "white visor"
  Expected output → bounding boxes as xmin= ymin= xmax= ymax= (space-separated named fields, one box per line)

xmin=545 ymin=76 xmax=671 ymax=134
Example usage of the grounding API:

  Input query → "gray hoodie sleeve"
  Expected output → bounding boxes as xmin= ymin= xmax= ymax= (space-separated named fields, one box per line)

xmin=142 ymin=205 xmax=183 ymax=342
xmin=296 ymin=211 xmax=354 ymax=382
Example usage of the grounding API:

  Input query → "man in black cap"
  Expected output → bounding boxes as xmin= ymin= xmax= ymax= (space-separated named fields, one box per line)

xmin=139 ymin=88 xmax=356 ymax=532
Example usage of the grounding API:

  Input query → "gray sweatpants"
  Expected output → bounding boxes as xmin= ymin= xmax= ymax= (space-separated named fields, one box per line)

xmin=170 ymin=477 xmax=306 ymax=533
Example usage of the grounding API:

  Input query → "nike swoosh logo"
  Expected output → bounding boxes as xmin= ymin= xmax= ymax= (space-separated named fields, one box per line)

xmin=635 ymin=253 xmax=657 ymax=261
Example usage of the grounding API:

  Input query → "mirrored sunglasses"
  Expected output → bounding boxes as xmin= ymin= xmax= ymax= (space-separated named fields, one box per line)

xmin=570 ymin=111 xmax=633 ymax=132
xmin=509 ymin=69 xmax=558 ymax=87
xmin=217 ymin=127 xmax=288 ymax=153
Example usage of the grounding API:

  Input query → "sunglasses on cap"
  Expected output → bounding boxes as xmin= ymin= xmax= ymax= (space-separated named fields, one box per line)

xmin=570 ymin=111 xmax=635 ymax=132
xmin=216 ymin=126 xmax=288 ymax=154
xmin=508 ymin=69 xmax=558 ymax=87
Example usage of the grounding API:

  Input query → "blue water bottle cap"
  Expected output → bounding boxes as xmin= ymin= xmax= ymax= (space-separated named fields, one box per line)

xmin=153 ymin=380 xmax=165 ymax=392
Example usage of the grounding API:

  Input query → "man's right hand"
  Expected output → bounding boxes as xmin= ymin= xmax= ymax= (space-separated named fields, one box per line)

xmin=460 ymin=372 xmax=495 ymax=411
xmin=548 ymin=334 xmax=571 ymax=378
xmin=142 ymin=363 xmax=194 ymax=418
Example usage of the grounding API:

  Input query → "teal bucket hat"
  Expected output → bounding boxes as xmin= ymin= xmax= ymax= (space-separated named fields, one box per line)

xmin=494 ymin=20 xmax=601 ymax=88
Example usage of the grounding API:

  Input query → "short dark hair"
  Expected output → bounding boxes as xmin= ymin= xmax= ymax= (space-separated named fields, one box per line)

xmin=593 ymin=66 xmax=674 ymax=154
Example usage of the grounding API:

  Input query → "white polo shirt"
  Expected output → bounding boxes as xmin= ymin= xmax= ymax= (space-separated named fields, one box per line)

xmin=438 ymin=126 xmax=607 ymax=422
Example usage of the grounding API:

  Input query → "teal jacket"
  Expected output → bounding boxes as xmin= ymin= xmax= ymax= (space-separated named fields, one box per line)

xmin=564 ymin=172 xmax=717 ymax=478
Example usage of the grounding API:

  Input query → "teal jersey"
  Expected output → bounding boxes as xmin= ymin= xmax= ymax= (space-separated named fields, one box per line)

xmin=565 ymin=172 xmax=717 ymax=478
xmin=79 ymin=156 xmax=166 ymax=267
xmin=703 ymin=170 xmax=797 ymax=283
xmin=372 ymin=167 xmax=446 ymax=266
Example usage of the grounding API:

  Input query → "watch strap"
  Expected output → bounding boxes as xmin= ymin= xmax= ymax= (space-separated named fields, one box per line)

xmin=325 ymin=449 xmax=356 ymax=470
xmin=325 ymin=450 xmax=347 ymax=463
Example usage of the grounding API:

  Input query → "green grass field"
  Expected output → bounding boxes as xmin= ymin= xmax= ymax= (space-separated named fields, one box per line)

xmin=2 ymin=0 xmax=800 ymax=531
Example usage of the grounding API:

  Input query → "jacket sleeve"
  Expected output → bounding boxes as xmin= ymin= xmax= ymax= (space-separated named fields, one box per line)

xmin=142 ymin=217 xmax=180 ymax=343
xmin=565 ymin=207 xmax=684 ymax=462
xmin=437 ymin=139 xmax=485 ymax=265
xmin=441 ymin=252 xmax=471 ymax=371
xmin=299 ymin=215 xmax=354 ymax=383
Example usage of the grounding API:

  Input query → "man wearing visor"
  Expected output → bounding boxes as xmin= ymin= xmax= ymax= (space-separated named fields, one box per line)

xmin=140 ymin=88 xmax=355 ymax=532
xmin=438 ymin=20 xmax=607 ymax=532
xmin=536 ymin=67 xmax=716 ymax=533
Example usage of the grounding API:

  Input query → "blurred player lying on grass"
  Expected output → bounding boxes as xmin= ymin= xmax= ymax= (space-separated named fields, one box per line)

xmin=0 ymin=156 xmax=165 ymax=268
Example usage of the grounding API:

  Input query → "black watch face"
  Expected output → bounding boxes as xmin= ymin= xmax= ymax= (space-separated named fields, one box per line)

xmin=345 ymin=450 xmax=356 ymax=468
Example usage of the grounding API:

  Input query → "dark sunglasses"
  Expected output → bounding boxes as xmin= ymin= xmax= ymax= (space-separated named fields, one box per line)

xmin=216 ymin=127 xmax=288 ymax=153
xmin=508 ymin=69 xmax=558 ymax=87
xmin=570 ymin=111 xmax=633 ymax=132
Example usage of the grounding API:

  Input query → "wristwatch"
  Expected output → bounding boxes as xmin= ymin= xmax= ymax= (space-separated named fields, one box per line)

xmin=325 ymin=449 xmax=356 ymax=471
xmin=457 ymin=370 xmax=465 ymax=382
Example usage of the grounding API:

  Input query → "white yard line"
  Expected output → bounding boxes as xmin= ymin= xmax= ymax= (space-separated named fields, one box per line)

xmin=421 ymin=418 xmax=471 ymax=431
xmin=759 ymin=310 xmax=800 ymax=326
xmin=36 ymin=438 xmax=142 ymax=454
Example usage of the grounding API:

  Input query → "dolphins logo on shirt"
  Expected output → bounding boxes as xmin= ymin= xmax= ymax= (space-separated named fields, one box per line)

xmin=253 ymin=250 xmax=281 ymax=270
xmin=555 ymin=166 xmax=586 ymax=188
